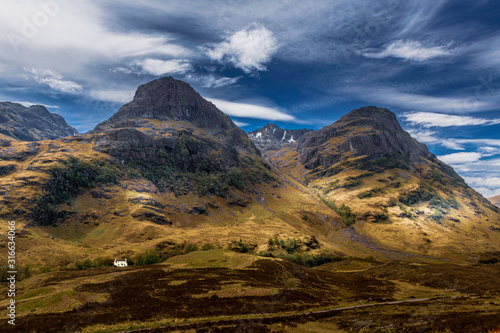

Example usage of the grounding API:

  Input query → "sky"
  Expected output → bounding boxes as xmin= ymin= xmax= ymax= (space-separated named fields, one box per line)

xmin=0 ymin=0 xmax=500 ymax=198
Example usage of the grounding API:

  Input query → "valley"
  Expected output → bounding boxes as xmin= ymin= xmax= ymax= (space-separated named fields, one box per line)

xmin=0 ymin=77 xmax=499 ymax=332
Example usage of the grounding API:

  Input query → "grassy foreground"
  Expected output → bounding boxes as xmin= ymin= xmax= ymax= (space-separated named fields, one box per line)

xmin=1 ymin=250 xmax=499 ymax=332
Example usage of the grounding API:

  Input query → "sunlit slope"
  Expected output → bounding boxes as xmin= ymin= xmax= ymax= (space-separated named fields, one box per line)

xmin=253 ymin=106 xmax=500 ymax=259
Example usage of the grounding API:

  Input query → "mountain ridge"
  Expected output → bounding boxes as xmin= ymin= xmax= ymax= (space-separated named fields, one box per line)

xmin=0 ymin=78 xmax=499 ymax=274
xmin=0 ymin=102 xmax=78 ymax=141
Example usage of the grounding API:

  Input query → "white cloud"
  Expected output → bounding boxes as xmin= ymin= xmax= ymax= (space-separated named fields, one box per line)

xmin=437 ymin=152 xmax=483 ymax=165
xmin=436 ymin=154 xmax=500 ymax=198
xmin=88 ymin=89 xmax=135 ymax=104
xmin=24 ymin=68 xmax=82 ymax=94
xmin=14 ymin=101 xmax=59 ymax=109
xmin=134 ymin=59 xmax=191 ymax=76
xmin=363 ymin=40 xmax=453 ymax=61
xmin=207 ymin=98 xmax=296 ymax=121
xmin=207 ymin=25 xmax=278 ymax=73
xmin=364 ymin=89 xmax=495 ymax=113
xmin=406 ymin=129 xmax=465 ymax=150
xmin=463 ymin=177 xmax=500 ymax=198
xmin=233 ymin=121 xmax=249 ymax=127
xmin=402 ymin=112 xmax=500 ymax=127
xmin=190 ymin=74 xmax=241 ymax=88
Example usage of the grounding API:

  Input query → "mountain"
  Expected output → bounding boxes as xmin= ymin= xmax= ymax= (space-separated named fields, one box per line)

xmin=91 ymin=77 xmax=260 ymax=174
xmin=0 ymin=77 xmax=343 ymax=269
xmin=1 ymin=81 xmax=499 ymax=274
xmin=490 ymin=195 xmax=500 ymax=208
xmin=0 ymin=102 xmax=78 ymax=141
xmin=1 ymin=84 xmax=500 ymax=332
xmin=254 ymin=106 xmax=500 ymax=257
xmin=247 ymin=124 xmax=313 ymax=151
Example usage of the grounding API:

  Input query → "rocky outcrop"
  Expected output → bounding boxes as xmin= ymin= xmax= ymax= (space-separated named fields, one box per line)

xmin=248 ymin=124 xmax=313 ymax=151
xmin=0 ymin=102 xmax=78 ymax=141
xmin=91 ymin=77 xmax=261 ymax=173
xmin=297 ymin=106 xmax=431 ymax=171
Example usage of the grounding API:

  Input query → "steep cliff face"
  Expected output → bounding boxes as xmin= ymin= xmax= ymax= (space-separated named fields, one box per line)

xmin=248 ymin=124 xmax=313 ymax=151
xmin=297 ymin=106 xmax=430 ymax=172
xmin=0 ymin=102 xmax=78 ymax=141
xmin=92 ymin=77 xmax=260 ymax=172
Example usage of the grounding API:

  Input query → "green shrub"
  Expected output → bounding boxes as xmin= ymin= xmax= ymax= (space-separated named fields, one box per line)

xmin=374 ymin=212 xmax=389 ymax=221
xmin=184 ymin=243 xmax=199 ymax=254
xmin=39 ymin=267 xmax=51 ymax=273
xmin=344 ymin=179 xmax=361 ymax=188
xmin=257 ymin=250 xmax=273 ymax=257
xmin=319 ymin=196 xmax=356 ymax=227
xmin=282 ymin=252 xmax=345 ymax=267
xmin=33 ymin=157 xmax=122 ymax=225
xmin=201 ymin=243 xmax=215 ymax=251
xmin=398 ymin=183 xmax=438 ymax=205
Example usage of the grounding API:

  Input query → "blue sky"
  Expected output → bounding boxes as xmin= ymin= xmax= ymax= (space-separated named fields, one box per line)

xmin=0 ymin=0 xmax=499 ymax=197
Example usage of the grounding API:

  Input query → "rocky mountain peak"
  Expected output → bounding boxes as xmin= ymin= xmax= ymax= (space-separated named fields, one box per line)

xmin=248 ymin=124 xmax=313 ymax=152
xmin=0 ymin=102 xmax=78 ymax=141
xmin=297 ymin=106 xmax=430 ymax=172
xmin=92 ymin=77 xmax=236 ymax=135
xmin=131 ymin=76 xmax=207 ymax=109
xmin=337 ymin=106 xmax=403 ymax=133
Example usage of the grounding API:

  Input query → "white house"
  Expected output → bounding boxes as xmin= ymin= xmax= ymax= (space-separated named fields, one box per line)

xmin=114 ymin=259 xmax=128 ymax=267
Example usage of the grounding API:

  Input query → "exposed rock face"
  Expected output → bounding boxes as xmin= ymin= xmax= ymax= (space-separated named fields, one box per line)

xmin=0 ymin=102 xmax=78 ymax=141
xmin=92 ymin=77 xmax=260 ymax=171
xmin=248 ymin=124 xmax=313 ymax=151
xmin=297 ymin=106 xmax=431 ymax=171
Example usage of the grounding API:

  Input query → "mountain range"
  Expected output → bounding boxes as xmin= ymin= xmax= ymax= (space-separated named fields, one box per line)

xmin=0 ymin=77 xmax=499 ymax=266
xmin=1 ymin=77 xmax=500 ymax=332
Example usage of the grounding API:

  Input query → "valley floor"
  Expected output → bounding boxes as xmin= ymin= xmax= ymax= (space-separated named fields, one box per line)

xmin=1 ymin=250 xmax=500 ymax=333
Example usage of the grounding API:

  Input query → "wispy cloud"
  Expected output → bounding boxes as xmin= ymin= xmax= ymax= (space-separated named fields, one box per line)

xmin=88 ymin=89 xmax=135 ymax=104
xmin=14 ymin=101 xmax=60 ymax=109
xmin=402 ymin=112 xmax=500 ymax=127
xmin=24 ymin=68 xmax=83 ymax=94
xmin=438 ymin=151 xmax=484 ymax=164
xmin=232 ymin=120 xmax=249 ymax=127
xmin=463 ymin=176 xmax=500 ymax=198
xmin=187 ymin=74 xmax=241 ymax=88
xmin=207 ymin=98 xmax=296 ymax=122
xmin=134 ymin=59 xmax=191 ymax=76
xmin=365 ymin=89 xmax=495 ymax=113
xmin=363 ymin=40 xmax=454 ymax=61
xmin=206 ymin=25 xmax=278 ymax=73
xmin=406 ymin=129 xmax=466 ymax=150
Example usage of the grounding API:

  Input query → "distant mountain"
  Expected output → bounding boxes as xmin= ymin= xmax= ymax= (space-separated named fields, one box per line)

xmin=256 ymin=106 xmax=500 ymax=256
xmin=1 ymin=79 xmax=500 ymax=274
xmin=490 ymin=195 xmax=500 ymax=208
xmin=0 ymin=102 xmax=78 ymax=141
xmin=247 ymin=124 xmax=313 ymax=151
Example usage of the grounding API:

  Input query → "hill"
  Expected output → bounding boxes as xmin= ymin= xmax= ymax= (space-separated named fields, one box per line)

xmin=249 ymin=106 xmax=500 ymax=259
xmin=0 ymin=82 xmax=499 ymax=269
xmin=0 ymin=102 xmax=78 ymax=141
xmin=489 ymin=195 xmax=500 ymax=207
xmin=0 ymin=77 xmax=346 ymax=271
xmin=1 ymin=81 xmax=500 ymax=333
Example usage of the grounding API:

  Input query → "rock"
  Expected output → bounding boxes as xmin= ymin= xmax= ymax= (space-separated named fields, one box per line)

xmin=0 ymin=102 xmax=78 ymax=141
xmin=248 ymin=124 xmax=313 ymax=151
xmin=297 ymin=106 xmax=431 ymax=172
